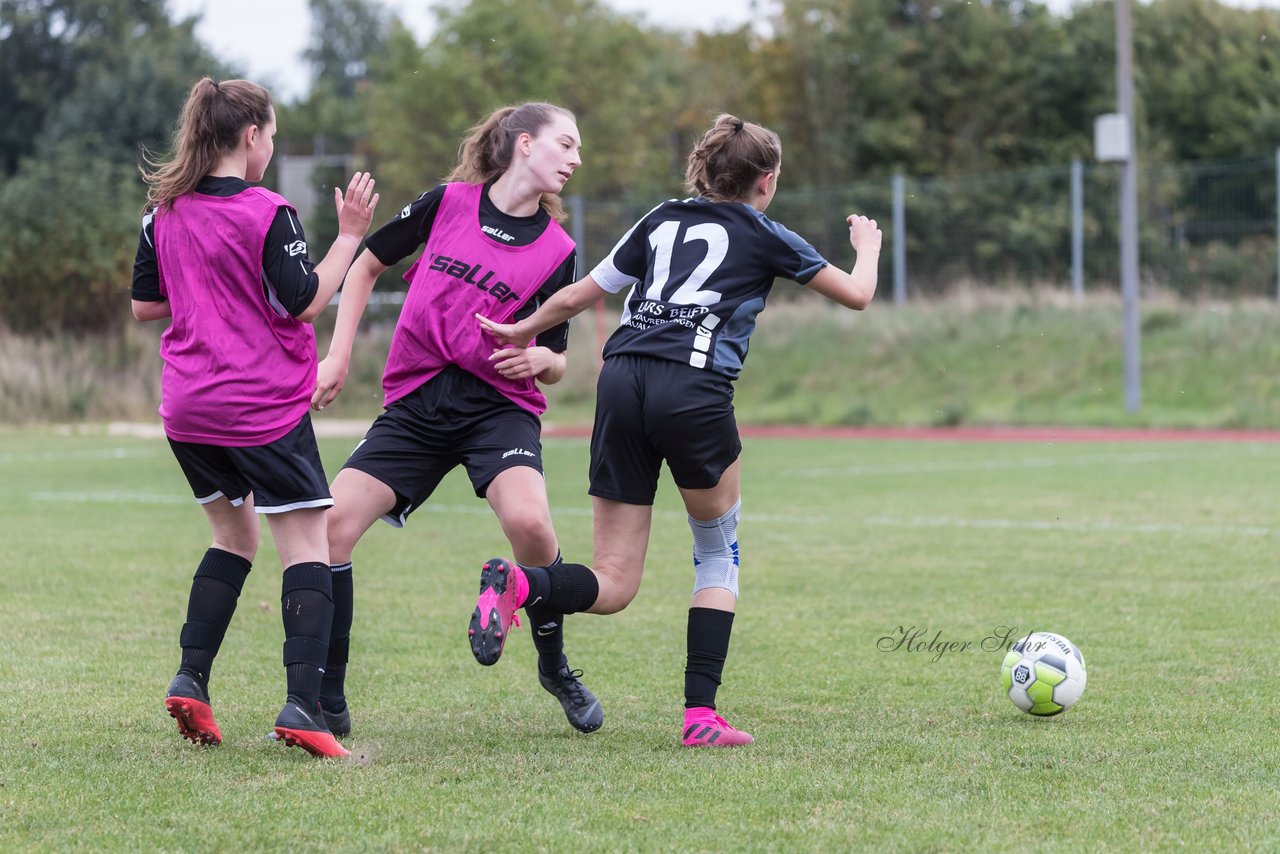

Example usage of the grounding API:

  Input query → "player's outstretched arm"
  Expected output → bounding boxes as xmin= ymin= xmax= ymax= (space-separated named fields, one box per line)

xmin=298 ymin=172 xmax=379 ymax=322
xmin=805 ymin=215 xmax=882 ymax=310
xmin=312 ymin=248 xmax=387 ymax=410
xmin=489 ymin=346 xmax=567 ymax=384
xmin=477 ymin=274 xmax=608 ymax=348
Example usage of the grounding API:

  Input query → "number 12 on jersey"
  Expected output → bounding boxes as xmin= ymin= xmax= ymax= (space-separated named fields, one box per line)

xmin=644 ymin=221 xmax=729 ymax=306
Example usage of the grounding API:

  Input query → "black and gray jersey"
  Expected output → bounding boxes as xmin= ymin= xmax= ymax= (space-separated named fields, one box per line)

xmin=591 ymin=197 xmax=828 ymax=379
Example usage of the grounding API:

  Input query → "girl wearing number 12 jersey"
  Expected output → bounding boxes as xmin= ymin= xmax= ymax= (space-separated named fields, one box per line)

xmin=475 ymin=114 xmax=883 ymax=746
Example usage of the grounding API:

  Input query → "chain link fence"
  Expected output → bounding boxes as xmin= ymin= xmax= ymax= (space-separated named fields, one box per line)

xmin=563 ymin=153 xmax=1279 ymax=302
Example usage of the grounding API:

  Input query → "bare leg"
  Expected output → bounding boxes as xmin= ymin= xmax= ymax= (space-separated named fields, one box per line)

xmin=485 ymin=466 xmax=559 ymax=567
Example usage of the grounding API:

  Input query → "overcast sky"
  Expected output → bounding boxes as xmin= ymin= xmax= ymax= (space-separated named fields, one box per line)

xmin=169 ymin=0 xmax=779 ymax=101
xmin=169 ymin=0 xmax=1280 ymax=102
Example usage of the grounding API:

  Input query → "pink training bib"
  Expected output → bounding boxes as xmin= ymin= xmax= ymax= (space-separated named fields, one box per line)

xmin=154 ymin=187 xmax=315 ymax=445
xmin=381 ymin=182 xmax=575 ymax=415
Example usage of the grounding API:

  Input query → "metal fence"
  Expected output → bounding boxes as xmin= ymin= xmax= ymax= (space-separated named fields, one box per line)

xmin=565 ymin=152 xmax=1280 ymax=302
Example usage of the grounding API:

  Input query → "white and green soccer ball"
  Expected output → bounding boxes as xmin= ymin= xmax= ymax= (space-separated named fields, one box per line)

xmin=1000 ymin=631 xmax=1087 ymax=716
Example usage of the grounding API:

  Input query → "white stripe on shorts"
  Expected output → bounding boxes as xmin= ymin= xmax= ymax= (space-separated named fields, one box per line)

xmin=255 ymin=497 xmax=335 ymax=514
xmin=196 ymin=490 xmax=246 ymax=507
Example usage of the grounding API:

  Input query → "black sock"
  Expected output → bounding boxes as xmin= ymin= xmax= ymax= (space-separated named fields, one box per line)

xmin=520 ymin=561 xmax=599 ymax=614
xmin=523 ymin=556 xmax=567 ymax=673
xmin=684 ymin=607 xmax=736 ymax=710
xmin=280 ymin=562 xmax=334 ymax=710
xmin=178 ymin=548 xmax=252 ymax=689
xmin=320 ymin=562 xmax=353 ymax=708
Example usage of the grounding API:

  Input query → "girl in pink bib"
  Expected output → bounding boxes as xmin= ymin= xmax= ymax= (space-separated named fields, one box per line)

xmin=133 ymin=76 xmax=378 ymax=758
xmin=313 ymin=103 xmax=603 ymax=735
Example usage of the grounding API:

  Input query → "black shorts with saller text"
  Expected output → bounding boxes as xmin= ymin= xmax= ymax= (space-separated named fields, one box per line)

xmin=342 ymin=366 xmax=544 ymax=526
xmin=589 ymin=354 xmax=741 ymax=505
xmin=167 ymin=413 xmax=332 ymax=513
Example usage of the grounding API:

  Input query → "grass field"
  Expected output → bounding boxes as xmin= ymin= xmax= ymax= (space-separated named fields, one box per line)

xmin=3 ymin=427 xmax=1279 ymax=850
xmin=11 ymin=290 xmax=1280 ymax=430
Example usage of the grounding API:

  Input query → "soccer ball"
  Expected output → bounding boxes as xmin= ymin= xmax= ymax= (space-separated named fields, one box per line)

xmin=1000 ymin=631 xmax=1087 ymax=716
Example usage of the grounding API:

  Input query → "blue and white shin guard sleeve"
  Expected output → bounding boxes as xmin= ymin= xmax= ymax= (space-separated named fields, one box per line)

xmin=690 ymin=498 xmax=741 ymax=599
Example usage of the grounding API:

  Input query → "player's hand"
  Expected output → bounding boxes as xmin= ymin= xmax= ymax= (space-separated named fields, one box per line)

xmin=477 ymin=313 xmax=533 ymax=349
xmin=847 ymin=214 xmax=882 ymax=255
xmin=488 ymin=345 xmax=552 ymax=380
xmin=312 ymin=355 xmax=348 ymax=411
xmin=334 ymin=172 xmax=380 ymax=238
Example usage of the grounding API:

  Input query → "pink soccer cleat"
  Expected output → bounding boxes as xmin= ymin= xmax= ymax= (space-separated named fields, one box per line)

xmin=165 ymin=672 xmax=222 ymax=746
xmin=681 ymin=707 xmax=754 ymax=747
xmin=273 ymin=699 xmax=349 ymax=758
xmin=468 ymin=557 xmax=527 ymax=666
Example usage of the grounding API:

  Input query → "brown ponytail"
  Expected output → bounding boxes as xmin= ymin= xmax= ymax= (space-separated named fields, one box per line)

xmin=140 ymin=77 xmax=273 ymax=211
xmin=446 ymin=102 xmax=576 ymax=222
xmin=684 ymin=114 xmax=781 ymax=203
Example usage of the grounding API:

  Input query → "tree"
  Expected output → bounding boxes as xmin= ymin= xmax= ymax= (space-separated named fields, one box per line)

xmin=0 ymin=0 xmax=173 ymax=174
xmin=0 ymin=0 xmax=224 ymax=333
xmin=361 ymin=0 xmax=691 ymax=209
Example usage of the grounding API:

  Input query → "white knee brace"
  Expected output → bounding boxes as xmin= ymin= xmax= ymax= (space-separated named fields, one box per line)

xmin=690 ymin=498 xmax=741 ymax=599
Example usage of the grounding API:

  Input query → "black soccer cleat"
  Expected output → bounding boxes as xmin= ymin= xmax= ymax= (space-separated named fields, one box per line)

xmin=539 ymin=665 xmax=603 ymax=733
xmin=319 ymin=696 xmax=351 ymax=738
xmin=273 ymin=698 xmax=348 ymax=758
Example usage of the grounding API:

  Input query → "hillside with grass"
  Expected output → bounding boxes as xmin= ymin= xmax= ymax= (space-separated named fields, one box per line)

xmin=6 ymin=290 xmax=1280 ymax=429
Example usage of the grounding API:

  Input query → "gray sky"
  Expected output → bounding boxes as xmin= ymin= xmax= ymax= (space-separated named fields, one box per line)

xmin=169 ymin=0 xmax=779 ymax=101
xmin=170 ymin=0 xmax=1280 ymax=102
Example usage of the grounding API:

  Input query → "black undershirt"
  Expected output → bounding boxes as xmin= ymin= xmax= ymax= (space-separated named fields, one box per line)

xmin=130 ymin=176 xmax=320 ymax=318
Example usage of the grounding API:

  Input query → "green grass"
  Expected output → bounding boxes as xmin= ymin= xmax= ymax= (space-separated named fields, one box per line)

xmin=10 ymin=290 xmax=1280 ymax=429
xmin=4 ymin=428 xmax=1279 ymax=849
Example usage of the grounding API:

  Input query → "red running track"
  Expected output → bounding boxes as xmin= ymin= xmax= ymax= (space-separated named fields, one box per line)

xmin=543 ymin=424 xmax=1280 ymax=443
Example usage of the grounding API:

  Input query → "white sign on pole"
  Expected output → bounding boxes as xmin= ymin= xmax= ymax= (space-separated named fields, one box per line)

xmin=1094 ymin=113 xmax=1131 ymax=162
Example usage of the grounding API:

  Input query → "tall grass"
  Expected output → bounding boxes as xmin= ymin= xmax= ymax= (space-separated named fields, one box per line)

xmin=9 ymin=289 xmax=1280 ymax=428
xmin=0 ymin=322 xmax=160 ymax=423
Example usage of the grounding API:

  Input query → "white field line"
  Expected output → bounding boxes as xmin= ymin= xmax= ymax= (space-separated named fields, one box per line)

xmin=789 ymin=448 xmax=1264 ymax=477
xmin=29 ymin=492 xmax=1275 ymax=538
xmin=31 ymin=490 xmax=189 ymax=505
xmin=0 ymin=447 xmax=158 ymax=465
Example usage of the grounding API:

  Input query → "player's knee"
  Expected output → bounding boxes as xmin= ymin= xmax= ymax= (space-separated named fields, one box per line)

xmin=590 ymin=579 xmax=638 ymax=615
xmin=689 ymin=498 xmax=741 ymax=599
xmin=326 ymin=507 xmax=363 ymax=557
xmin=502 ymin=508 xmax=556 ymax=558
xmin=214 ymin=534 xmax=258 ymax=560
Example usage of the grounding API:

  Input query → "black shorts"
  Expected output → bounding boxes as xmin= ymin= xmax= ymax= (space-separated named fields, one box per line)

xmin=342 ymin=367 xmax=545 ymax=527
xmin=589 ymin=354 xmax=741 ymax=505
xmin=168 ymin=413 xmax=332 ymax=513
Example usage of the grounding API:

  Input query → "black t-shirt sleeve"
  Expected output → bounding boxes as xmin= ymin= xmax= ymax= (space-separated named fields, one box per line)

xmin=365 ymin=185 xmax=446 ymax=267
xmin=517 ymin=251 xmax=577 ymax=353
xmin=261 ymin=206 xmax=320 ymax=317
xmin=130 ymin=211 xmax=162 ymax=301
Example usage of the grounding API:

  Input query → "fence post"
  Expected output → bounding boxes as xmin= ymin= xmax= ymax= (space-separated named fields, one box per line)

xmin=1071 ymin=159 xmax=1084 ymax=299
xmin=893 ymin=172 xmax=906 ymax=305
xmin=566 ymin=194 xmax=605 ymax=364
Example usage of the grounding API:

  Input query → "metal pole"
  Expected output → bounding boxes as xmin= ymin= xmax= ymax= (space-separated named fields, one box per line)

xmin=1275 ymin=147 xmax=1279 ymax=301
xmin=1071 ymin=159 xmax=1084 ymax=300
xmin=567 ymin=194 xmax=605 ymax=364
xmin=893 ymin=173 xmax=906 ymax=305
xmin=568 ymin=193 xmax=586 ymax=275
xmin=1117 ymin=0 xmax=1141 ymax=412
